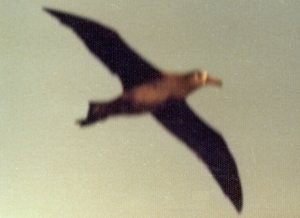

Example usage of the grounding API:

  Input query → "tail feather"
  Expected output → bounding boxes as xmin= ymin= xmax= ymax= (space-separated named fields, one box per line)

xmin=77 ymin=102 xmax=108 ymax=126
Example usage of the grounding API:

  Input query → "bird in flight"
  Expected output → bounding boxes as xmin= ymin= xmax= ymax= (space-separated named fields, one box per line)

xmin=44 ymin=8 xmax=243 ymax=212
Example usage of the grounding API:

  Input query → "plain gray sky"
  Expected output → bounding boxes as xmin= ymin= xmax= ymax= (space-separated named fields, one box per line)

xmin=1 ymin=0 xmax=299 ymax=217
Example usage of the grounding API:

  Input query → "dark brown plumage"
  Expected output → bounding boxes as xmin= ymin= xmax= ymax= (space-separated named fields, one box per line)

xmin=45 ymin=8 xmax=243 ymax=212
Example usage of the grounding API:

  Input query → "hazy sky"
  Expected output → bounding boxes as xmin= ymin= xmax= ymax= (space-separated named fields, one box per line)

xmin=1 ymin=0 xmax=299 ymax=217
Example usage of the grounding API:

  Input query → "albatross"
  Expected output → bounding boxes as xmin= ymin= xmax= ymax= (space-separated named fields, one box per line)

xmin=44 ymin=8 xmax=243 ymax=212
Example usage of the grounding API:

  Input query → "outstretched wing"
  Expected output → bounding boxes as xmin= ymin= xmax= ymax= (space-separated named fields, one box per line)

xmin=44 ymin=8 xmax=161 ymax=90
xmin=152 ymin=100 xmax=243 ymax=212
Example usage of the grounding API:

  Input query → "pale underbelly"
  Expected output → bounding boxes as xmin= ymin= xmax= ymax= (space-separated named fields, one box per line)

xmin=123 ymin=86 xmax=186 ymax=106
xmin=133 ymin=91 xmax=171 ymax=104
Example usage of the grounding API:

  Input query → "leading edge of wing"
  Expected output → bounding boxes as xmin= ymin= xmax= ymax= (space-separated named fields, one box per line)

xmin=152 ymin=100 xmax=243 ymax=212
xmin=44 ymin=8 xmax=161 ymax=90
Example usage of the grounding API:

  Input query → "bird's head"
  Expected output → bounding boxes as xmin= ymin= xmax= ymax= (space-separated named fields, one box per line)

xmin=189 ymin=69 xmax=222 ymax=87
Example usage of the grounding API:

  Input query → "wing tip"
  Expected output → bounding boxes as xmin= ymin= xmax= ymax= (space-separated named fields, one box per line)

xmin=43 ymin=7 xmax=73 ymax=22
xmin=43 ymin=7 xmax=56 ymax=15
xmin=234 ymin=197 xmax=243 ymax=213
xmin=43 ymin=7 xmax=63 ymax=20
xmin=228 ymin=183 xmax=243 ymax=213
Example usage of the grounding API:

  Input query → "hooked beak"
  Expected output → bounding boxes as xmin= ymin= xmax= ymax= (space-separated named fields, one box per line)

xmin=203 ymin=71 xmax=222 ymax=86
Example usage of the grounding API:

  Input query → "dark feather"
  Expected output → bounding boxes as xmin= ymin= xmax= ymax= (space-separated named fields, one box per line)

xmin=152 ymin=100 xmax=243 ymax=212
xmin=44 ymin=8 xmax=161 ymax=90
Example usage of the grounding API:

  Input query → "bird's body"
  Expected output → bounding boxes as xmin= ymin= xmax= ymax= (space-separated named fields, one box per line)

xmin=125 ymin=72 xmax=209 ymax=103
xmin=45 ymin=8 xmax=243 ymax=213
xmin=80 ymin=71 xmax=220 ymax=124
xmin=78 ymin=74 xmax=192 ymax=124
xmin=123 ymin=74 xmax=189 ymax=104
